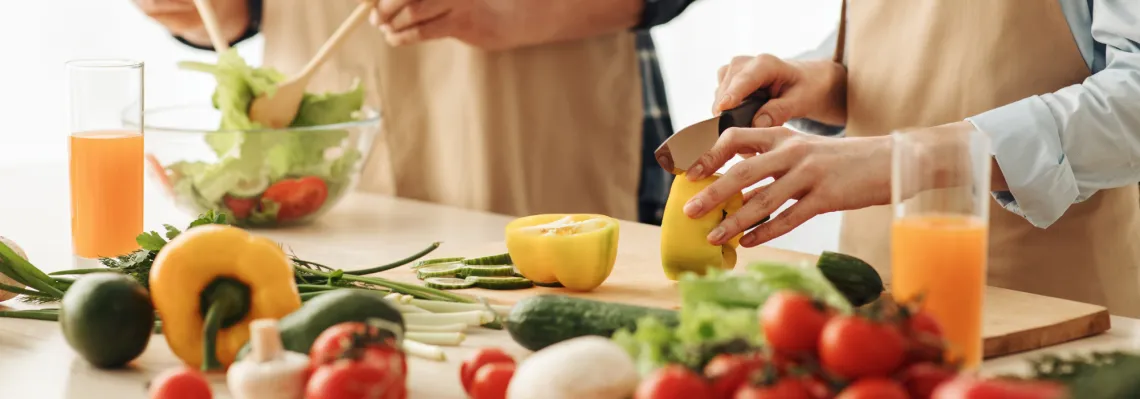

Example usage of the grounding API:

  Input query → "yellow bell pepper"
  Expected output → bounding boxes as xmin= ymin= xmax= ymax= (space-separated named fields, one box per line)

xmin=660 ymin=172 xmax=746 ymax=280
xmin=149 ymin=224 xmax=301 ymax=372
xmin=505 ymin=214 xmax=620 ymax=291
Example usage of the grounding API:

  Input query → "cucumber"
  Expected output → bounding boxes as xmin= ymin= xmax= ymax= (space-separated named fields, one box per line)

xmin=506 ymin=294 xmax=680 ymax=351
xmin=424 ymin=277 xmax=475 ymax=290
xmin=533 ymin=280 xmax=565 ymax=288
xmin=60 ymin=273 xmax=155 ymax=369
xmin=816 ymin=251 xmax=884 ymax=307
xmin=467 ymin=276 xmax=533 ymax=290
xmin=416 ymin=263 xmax=463 ymax=279
xmin=236 ymin=290 xmax=404 ymax=361
xmin=462 ymin=253 xmax=512 ymax=265
xmin=456 ymin=265 xmax=516 ymax=278
xmin=412 ymin=257 xmax=466 ymax=270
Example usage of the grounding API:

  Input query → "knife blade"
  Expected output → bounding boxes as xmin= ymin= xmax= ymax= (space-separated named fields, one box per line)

xmin=654 ymin=90 xmax=772 ymax=173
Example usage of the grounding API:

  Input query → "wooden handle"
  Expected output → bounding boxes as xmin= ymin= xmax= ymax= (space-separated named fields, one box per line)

xmin=193 ymin=0 xmax=230 ymax=52
xmin=296 ymin=0 xmax=378 ymax=81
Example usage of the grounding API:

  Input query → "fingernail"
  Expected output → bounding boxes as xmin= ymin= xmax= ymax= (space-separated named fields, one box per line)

xmin=707 ymin=226 xmax=726 ymax=243
xmin=754 ymin=114 xmax=773 ymax=128
xmin=717 ymin=94 xmax=734 ymax=109
xmin=688 ymin=164 xmax=704 ymax=180
xmin=683 ymin=198 xmax=703 ymax=216
xmin=740 ymin=234 xmax=757 ymax=247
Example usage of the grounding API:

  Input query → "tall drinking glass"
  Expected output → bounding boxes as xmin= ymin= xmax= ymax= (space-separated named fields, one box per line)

xmin=67 ymin=60 xmax=145 ymax=267
xmin=891 ymin=126 xmax=990 ymax=370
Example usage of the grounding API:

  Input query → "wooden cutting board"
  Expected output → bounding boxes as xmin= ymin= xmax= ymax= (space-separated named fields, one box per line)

xmin=381 ymin=221 xmax=1111 ymax=359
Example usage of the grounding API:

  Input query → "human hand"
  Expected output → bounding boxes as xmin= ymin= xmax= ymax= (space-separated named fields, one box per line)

xmin=682 ymin=127 xmax=892 ymax=247
xmin=713 ymin=54 xmax=846 ymax=129
xmin=133 ymin=0 xmax=249 ymax=48
xmin=370 ymin=0 xmax=521 ymax=50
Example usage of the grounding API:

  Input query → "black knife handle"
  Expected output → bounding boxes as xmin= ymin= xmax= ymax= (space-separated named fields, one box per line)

xmin=718 ymin=90 xmax=771 ymax=133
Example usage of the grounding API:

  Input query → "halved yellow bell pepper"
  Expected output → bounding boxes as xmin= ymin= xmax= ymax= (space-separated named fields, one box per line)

xmin=660 ymin=172 xmax=746 ymax=280
xmin=505 ymin=214 xmax=620 ymax=291
xmin=149 ymin=224 xmax=302 ymax=372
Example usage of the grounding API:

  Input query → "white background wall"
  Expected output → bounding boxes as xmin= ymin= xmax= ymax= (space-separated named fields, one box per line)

xmin=0 ymin=0 xmax=842 ymax=254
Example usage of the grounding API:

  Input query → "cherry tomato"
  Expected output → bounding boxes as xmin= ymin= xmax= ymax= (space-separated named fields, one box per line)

xmin=932 ymin=376 xmax=1068 ymax=399
xmin=760 ymin=291 xmax=834 ymax=356
xmin=222 ymin=195 xmax=258 ymax=220
xmin=306 ymin=358 xmax=406 ymax=399
xmin=147 ymin=367 xmax=212 ymax=399
xmin=801 ymin=376 xmax=835 ymax=399
xmin=900 ymin=362 xmax=958 ymax=399
xmin=704 ymin=353 xmax=767 ymax=399
xmin=470 ymin=362 xmax=516 ymax=399
xmin=635 ymin=364 xmax=713 ymax=399
xmin=733 ymin=378 xmax=814 ymax=399
xmin=819 ymin=315 xmax=906 ymax=379
xmin=908 ymin=310 xmax=944 ymax=338
xmin=461 ymin=348 xmax=516 ymax=394
xmin=261 ymin=176 xmax=329 ymax=221
xmin=836 ymin=378 xmax=909 ymax=399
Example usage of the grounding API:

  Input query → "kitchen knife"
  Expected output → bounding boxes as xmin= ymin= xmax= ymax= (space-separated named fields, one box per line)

xmin=654 ymin=90 xmax=772 ymax=173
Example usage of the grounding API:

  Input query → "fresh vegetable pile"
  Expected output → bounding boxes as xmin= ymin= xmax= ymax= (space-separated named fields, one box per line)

xmin=154 ymin=49 xmax=370 ymax=227
xmin=0 ymin=212 xmax=511 ymax=371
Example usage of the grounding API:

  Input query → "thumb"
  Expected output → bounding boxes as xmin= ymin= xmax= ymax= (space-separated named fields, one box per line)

xmin=752 ymin=97 xmax=801 ymax=128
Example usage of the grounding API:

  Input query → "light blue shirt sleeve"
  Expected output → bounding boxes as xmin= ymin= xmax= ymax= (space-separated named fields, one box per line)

xmin=966 ymin=0 xmax=1140 ymax=229
xmin=786 ymin=28 xmax=846 ymax=137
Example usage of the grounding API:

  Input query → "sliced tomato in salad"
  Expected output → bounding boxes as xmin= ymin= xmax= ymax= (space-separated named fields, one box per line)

xmin=223 ymin=195 xmax=259 ymax=220
xmin=261 ymin=176 xmax=329 ymax=221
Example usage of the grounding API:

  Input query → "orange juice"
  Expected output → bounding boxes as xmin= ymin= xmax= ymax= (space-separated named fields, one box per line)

xmin=891 ymin=213 xmax=987 ymax=369
xmin=69 ymin=130 xmax=144 ymax=258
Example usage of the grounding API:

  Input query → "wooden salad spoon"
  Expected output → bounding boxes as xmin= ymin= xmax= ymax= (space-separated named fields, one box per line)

xmin=192 ymin=0 xmax=231 ymax=52
xmin=248 ymin=0 xmax=379 ymax=129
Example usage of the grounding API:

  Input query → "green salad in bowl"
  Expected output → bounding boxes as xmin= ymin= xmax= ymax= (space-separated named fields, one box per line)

xmin=129 ymin=50 xmax=379 ymax=227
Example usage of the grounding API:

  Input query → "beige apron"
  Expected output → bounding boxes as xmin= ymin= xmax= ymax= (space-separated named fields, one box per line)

xmin=836 ymin=0 xmax=1140 ymax=317
xmin=259 ymin=1 xmax=643 ymax=221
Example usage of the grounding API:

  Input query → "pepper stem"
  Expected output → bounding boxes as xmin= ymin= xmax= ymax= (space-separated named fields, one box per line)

xmin=199 ymin=278 xmax=251 ymax=372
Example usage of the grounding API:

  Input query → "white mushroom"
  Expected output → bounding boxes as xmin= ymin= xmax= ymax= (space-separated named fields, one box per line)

xmin=507 ymin=336 xmax=640 ymax=399
xmin=0 ymin=236 xmax=28 ymax=302
xmin=226 ymin=319 xmax=310 ymax=399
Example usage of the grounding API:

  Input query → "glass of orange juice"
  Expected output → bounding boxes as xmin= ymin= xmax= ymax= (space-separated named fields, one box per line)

xmin=66 ymin=59 xmax=145 ymax=268
xmin=890 ymin=125 xmax=991 ymax=370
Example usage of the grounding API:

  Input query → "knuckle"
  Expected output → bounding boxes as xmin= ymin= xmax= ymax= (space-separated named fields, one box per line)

xmin=754 ymin=53 xmax=781 ymax=66
xmin=731 ymin=56 xmax=753 ymax=66
xmin=749 ymin=188 xmax=773 ymax=211
xmin=702 ymin=185 xmax=722 ymax=202
xmin=728 ymin=161 xmax=753 ymax=181
xmin=782 ymin=138 xmax=812 ymax=158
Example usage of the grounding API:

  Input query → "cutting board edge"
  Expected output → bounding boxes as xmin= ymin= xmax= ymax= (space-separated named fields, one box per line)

xmin=982 ymin=308 xmax=1112 ymax=359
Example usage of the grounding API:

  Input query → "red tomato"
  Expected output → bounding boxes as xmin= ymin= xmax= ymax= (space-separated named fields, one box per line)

xmin=261 ymin=176 xmax=329 ymax=221
xmin=836 ymin=378 xmax=908 ymax=399
xmin=635 ymin=364 xmax=713 ymax=399
xmin=900 ymin=362 xmax=958 ymax=399
xmin=801 ymin=376 xmax=835 ymax=399
xmin=760 ymin=291 xmax=834 ymax=356
xmin=819 ymin=316 xmax=906 ymax=379
xmin=932 ymin=376 xmax=1067 ymax=399
xmin=470 ymin=362 xmax=515 ymax=399
xmin=147 ymin=367 xmax=212 ymax=399
xmin=704 ymin=353 xmax=767 ymax=399
xmin=222 ymin=195 xmax=258 ymax=220
xmin=310 ymin=322 xmax=406 ymax=373
xmin=460 ymin=348 xmax=516 ymax=394
xmin=908 ymin=310 xmax=944 ymax=338
xmin=306 ymin=358 xmax=406 ymax=399
xmin=733 ymin=378 xmax=814 ymax=399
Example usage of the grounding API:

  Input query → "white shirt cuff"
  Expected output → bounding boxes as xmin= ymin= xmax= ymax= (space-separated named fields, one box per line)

xmin=966 ymin=97 xmax=1080 ymax=228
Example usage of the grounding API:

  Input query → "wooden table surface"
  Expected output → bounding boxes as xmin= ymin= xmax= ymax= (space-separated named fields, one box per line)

xmin=1 ymin=162 xmax=1138 ymax=398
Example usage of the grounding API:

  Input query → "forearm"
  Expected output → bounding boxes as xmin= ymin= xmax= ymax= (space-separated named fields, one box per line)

xmin=799 ymin=60 xmax=847 ymax=127
xmin=515 ymin=0 xmax=644 ymax=48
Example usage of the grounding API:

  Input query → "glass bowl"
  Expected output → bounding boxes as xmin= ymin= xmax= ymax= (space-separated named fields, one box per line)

xmin=125 ymin=104 xmax=380 ymax=228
